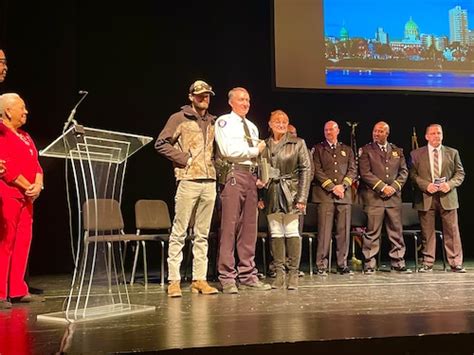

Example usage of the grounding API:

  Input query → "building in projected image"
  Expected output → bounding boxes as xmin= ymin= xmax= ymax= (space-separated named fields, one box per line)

xmin=375 ymin=27 xmax=389 ymax=45
xmin=435 ymin=36 xmax=448 ymax=51
xmin=449 ymin=5 xmax=469 ymax=45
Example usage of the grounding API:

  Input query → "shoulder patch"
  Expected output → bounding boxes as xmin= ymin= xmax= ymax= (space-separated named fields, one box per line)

xmin=218 ymin=120 xmax=227 ymax=128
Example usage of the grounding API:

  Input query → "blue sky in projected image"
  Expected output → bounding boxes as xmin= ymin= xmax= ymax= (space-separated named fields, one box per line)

xmin=324 ymin=0 xmax=474 ymax=39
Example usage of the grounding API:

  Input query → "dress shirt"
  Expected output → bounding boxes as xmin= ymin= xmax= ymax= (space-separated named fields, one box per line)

xmin=215 ymin=111 xmax=260 ymax=165
xmin=428 ymin=144 xmax=443 ymax=182
xmin=377 ymin=143 xmax=388 ymax=152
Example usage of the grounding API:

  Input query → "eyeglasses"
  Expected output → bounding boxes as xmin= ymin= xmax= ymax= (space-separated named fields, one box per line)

xmin=0 ymin=59 xmax=7 ymax=65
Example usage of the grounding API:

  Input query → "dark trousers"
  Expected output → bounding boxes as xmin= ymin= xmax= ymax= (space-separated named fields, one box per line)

xmin=316 ymin=203 xmax=351 ymax=270
xmin=218 ymin=171 xmax=258 ymax=285
xmin=419 ymin=195 xmax=463 ymax=267
xmin=362 ymin=205 xmax=406 ymax=269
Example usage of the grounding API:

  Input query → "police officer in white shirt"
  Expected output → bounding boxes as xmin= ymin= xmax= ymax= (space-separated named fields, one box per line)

xmin=215 ymin=87 xmax=270 ymax=294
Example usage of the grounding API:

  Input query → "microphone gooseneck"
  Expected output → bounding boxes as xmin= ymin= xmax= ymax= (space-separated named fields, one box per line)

xmin=63 ymin=90 xmax=89 ymax=132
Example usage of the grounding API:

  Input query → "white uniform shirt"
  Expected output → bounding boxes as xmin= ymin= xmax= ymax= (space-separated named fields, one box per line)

xmin=215 ymin=111 xmax=260 ymax=165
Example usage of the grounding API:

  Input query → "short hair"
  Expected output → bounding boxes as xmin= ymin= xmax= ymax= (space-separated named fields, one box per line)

xmin=425 ymin=124 xmax=442 ymax=134
xmin=324 ymin=120 xmax=339 ymax=130
xmin=374 ymin=121 xmax=390 ymax=133
xmin=269 ymin=109 xmax=290 ymax=124
xmin=228 ymin=87 xmax=248 ymax=100
xmin=0 ymin=93 xmax=20 ymax=118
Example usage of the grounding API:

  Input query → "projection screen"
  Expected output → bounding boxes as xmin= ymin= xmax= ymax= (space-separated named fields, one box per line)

xmin=273 ymin=0 xmax=474 ymax=93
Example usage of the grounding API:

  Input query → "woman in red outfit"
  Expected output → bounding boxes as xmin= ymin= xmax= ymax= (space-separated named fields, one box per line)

xmin=0 ymin=93 xmax=44 ymax=309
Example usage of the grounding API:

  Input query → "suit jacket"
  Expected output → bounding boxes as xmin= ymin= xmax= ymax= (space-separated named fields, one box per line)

xmin=410 ymin=145 xmax=465 ymax=211
xmin=311 ymin=141 xmax=357 ymax=204
xmin=359 ymin=142 xmax=408 ymax=207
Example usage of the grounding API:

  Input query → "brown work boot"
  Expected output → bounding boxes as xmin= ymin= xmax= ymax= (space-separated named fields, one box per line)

xmin=167 ymin=281 xmax=182 ymax=298
xmin=191 ymin=280 xmax=218 ymax=295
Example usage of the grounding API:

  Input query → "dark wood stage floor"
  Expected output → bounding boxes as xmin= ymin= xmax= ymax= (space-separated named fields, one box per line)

xmin=3 ymin=262 xmax=474 ymax=354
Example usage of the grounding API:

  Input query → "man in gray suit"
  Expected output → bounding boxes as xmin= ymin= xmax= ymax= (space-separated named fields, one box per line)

xmin=410 ymin=124 xmax=465 ymax=273
xmin=359 ymin=121 xmax=411 ymax=274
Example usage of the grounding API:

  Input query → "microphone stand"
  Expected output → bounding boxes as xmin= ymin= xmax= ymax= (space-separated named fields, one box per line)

xmin=63 ymin=91 xmax=88 ymax=133
xmin=346 ymin=121 xmax=363 ymax=268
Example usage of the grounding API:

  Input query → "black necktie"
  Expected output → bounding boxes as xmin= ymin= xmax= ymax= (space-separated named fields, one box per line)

xmin=242 ymin=119 xmax=254 ymax=147
xmin=381 ymin=146 xmax=386 ymax=153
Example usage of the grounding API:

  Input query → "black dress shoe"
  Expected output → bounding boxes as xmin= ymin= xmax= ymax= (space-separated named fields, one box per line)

xmin=28 ymin=287 xmax=44 ymax=295
xmin=418 ymin=265 xmax=433 ymax=273
xmin=337 ymin=267 xmax=354 ymax=275
xmin=316 ymin=269 xmax=328 ymax=277
xmin=451 ymin=265 xmax=466 ymax=273
xmin=364 ymin=268 xmax=375 ymax=275
xmin=391 ymin=266 xmax=412 ymax=274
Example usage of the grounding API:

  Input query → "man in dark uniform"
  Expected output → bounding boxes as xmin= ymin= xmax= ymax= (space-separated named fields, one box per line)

xmin=359 ymin=121 xmax=411 ymax=274
xmin=312 ymin=121 xmax=357 ymax=276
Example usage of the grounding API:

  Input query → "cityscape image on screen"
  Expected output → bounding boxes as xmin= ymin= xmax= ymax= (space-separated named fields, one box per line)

xmin=324 ymin=0 xmax=474 ymax=90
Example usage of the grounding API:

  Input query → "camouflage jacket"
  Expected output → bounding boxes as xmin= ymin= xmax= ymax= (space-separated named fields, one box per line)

xmin=155 ymin=105 xmax=216 ymax=181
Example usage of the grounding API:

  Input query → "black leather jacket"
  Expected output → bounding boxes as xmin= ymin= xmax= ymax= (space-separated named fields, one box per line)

xmin=261 ymin=133 xmax=312 ymax=214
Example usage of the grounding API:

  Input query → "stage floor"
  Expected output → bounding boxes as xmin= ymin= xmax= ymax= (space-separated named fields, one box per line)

xmin=2 ymin=262 xmax=474 ymax=354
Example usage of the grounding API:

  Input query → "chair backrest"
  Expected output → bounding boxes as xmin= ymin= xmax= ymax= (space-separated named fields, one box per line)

xmin=303 ymin=202 xmax=318 ymax=232
xmin=351 ymin=204 xmax=367 ymax=227
xmin=135 ymin=199 xmax=172 ymax=230
xmin=402 ymin=202 xmax=420 ymax=228
xmin=83 ymin=199 xmax=124 ymax=231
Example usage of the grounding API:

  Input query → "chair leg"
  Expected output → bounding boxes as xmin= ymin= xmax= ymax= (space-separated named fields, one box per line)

xmin=377 ymin=235 xmax=382 ymax=271
xmin=309 ymin=237 xmax=313 ymax=276
xmin=160 ymin=241 xmax=165 ymax=287
xmin=262 ymin=237 xmax=267 ymax=276
xmin=184 ymin=240 xmax=194 ymax=281
xmin=328 ymin=238 xmax=333 ymax=273
xmin=107 ymin=242 xmax=112 ymax=293
xmin=439 ymin=233 xmax=447 ymax=271
xmin=414 ymin=234 xmax=418 ymax=272
xmin=130 ymin=241 xmax=140 ymax=285
xmin=142 ymin=241 xmax=148 ymax=288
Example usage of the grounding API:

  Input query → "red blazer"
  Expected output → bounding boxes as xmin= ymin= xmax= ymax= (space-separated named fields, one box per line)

xmin=0 ymin=121 xmax=43 ymax=199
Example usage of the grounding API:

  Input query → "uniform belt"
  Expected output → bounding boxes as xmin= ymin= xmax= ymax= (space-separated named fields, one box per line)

xmin=232 ymin=164 xmax=258 ymax=173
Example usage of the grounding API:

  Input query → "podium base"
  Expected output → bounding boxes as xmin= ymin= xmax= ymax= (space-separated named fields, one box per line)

xmin=37 ymin=303 xmax=155 ymax=324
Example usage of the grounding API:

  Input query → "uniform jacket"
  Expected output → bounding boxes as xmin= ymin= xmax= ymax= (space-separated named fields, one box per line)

xmin=410 ymin=145 xmax=465 ymax=211
xmin=261 ymin=133 xmax=312 ymax=214
xmin=311 ymin=141 xmax=357 ymax=204
xmin=155 ymin=105 xmax=216 ymax=181
xmin=359 ymin=142 xmax=408 ymax=207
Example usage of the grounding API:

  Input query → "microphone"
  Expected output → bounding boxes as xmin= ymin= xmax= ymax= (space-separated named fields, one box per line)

xmin=63 ymin=90 xmax=89 ymax=132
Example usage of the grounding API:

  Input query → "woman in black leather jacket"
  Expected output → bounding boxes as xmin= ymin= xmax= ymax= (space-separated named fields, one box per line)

xmin=259 ymin=110 xmax=312 ymax=290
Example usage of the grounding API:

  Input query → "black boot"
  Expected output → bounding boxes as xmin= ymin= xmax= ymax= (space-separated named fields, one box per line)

xmin=286 ymin=237 xmax=301 ymax=290
xmin=271 ymin=237 xmax=286 ymax=289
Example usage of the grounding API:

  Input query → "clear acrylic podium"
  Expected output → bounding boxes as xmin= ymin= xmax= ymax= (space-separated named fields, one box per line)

xmin=37 ymin=125 xmax=155 ymax=323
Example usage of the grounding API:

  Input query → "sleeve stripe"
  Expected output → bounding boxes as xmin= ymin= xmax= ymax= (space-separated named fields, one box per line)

xmin=322 ymin=179 xmax=333 ymax=188
xmin=373 ymin=180 xmax=383 ymax=190
xmin=394 ymin=180 xmax=402 ymax=190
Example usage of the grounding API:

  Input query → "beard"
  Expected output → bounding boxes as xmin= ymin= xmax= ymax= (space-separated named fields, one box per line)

xmin=193 ymin=101 xmax=209 ymax=111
